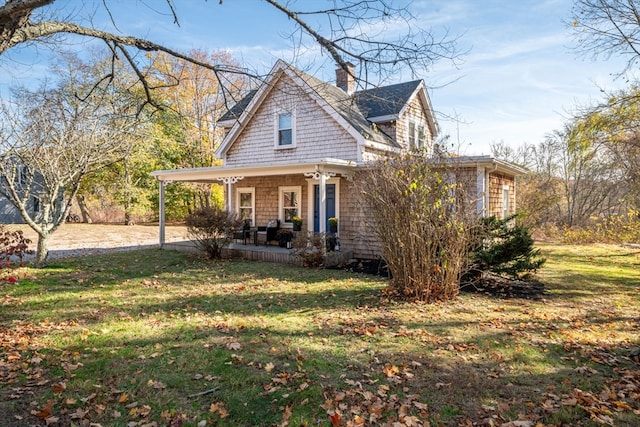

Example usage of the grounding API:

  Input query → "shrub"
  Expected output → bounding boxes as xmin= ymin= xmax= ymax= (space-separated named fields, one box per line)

xmin=356 ymin=151 xmax=478 ymax=303
xmin=0 ymin=226 xmax=34 ymax=264
xmin=556 ymin=210 xmax=640 ymax=244
xmin=291 ymin=232 xmax=325 ymax=267
xmin=185 ymin=207 xmax=240 ymax=259
xmin=0 ymin=225 xmax=33 ymax=284
xmin=469 ymin=215 xmax=545 ymax=280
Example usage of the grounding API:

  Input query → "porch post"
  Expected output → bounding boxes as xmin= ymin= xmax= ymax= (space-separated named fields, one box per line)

xmin=304 ymin=169 xmax=336 ymax=233
xmin=319 ymin=173 xmax=326 ymax=233
xmin=216 ymin=176 xmax=245 ymax=214
xmin=158 ymin=180 xmax=166 ymax=246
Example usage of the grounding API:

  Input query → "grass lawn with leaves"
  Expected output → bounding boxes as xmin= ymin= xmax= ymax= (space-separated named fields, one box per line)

xmin=1 ymin=243 xmax=638 ymax=426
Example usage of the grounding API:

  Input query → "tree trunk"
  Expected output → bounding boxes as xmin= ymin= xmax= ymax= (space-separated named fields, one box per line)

xmin=34 ymin=232 xmax=50 ymax=267
xmin=124 ymin=210 xmax=134 ymax=225
xmin=76 ymin=194 xmax=92 ymax=223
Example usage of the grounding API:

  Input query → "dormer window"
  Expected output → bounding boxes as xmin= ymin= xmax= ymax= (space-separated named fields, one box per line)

xmin=408 ymin=122 xmax=416 ymax=149
xmin=408 ymin=121 xmax=426 ymax=150
xmin=275 ymin=111 xmax=295 ymax=148
xmin=417 ymin=124 xmax=426 ymax=149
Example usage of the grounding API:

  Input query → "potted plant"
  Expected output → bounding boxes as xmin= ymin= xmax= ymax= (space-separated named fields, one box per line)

xmin=292 ymin=216 xmax=303 ymax=231
xmin=276 ymin=229 xmax=294 ymax=248
xmin=328 ymin=217 xmax=338 ymax=233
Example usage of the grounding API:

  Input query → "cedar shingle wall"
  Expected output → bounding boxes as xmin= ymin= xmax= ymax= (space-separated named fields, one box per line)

xmin=337 ymin=179 xmax=381 ymax=259
xmin=230 ymin=175 xmax=379 ymax=259
xmin=395 ymin=95 xmax=433 ymax=149
xmin=231 ymin=175 xmax=308 ymax=226
xmin=488 ymin=173 xmax=515 ymax=217
xmin=225 ymin=75 xmax=359 ymax=167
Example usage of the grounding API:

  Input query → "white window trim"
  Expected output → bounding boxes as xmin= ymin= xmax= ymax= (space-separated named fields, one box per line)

xmin=278 ymin=185 xmax=302 ymax=228
xmin=502 ymin=184 xmax=510 ymax=219
xmin=236 ymin=187 xmax=255 ymax=226
xmin=408 ymin=120 xmax=427 ymax=150
xmin=417 ymin=124 xmax=426 ymax=149
xmin=408 ymin=121 xmax=416 ymax=149
xmin=274 ymin=109 xmax=296 ymax=149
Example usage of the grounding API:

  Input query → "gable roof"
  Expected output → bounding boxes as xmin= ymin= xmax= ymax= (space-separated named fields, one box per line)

xmin=354 ymin=80 xmax=422 ymax=120
xmin=219 ymin=89 xmax=258 ymax=123
xmin=216 ymin=60 xmax=438 ymax=157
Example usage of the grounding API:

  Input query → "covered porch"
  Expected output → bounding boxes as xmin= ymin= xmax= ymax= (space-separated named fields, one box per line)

xmin=150 ymin=158 xmax=359 ymax=249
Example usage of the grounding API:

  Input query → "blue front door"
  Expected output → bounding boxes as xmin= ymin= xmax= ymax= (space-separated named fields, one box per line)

xmin=313 ymin=184 xmax=336 ymax=232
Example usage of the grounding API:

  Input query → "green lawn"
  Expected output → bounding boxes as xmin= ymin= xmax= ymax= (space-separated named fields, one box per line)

xmin=1 ymin=244 xmax=638 ymax=426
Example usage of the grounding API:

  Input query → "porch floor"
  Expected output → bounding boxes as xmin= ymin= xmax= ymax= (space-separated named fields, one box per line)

xmin=162 ymin=240 xmax=299 ymax=264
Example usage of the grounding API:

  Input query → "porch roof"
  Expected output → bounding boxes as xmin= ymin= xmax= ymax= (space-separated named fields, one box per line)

xmin=150 ymin=158 xmax=359 ymax=183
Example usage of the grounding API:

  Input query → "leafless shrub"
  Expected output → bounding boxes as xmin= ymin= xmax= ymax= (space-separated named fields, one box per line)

xmin=356 ymin=151 xmax=478 ymax=302
xmin=185 ymin=207 xmax=239 ymax=259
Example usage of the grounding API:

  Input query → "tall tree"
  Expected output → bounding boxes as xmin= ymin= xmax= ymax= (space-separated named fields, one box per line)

xmin=571 ymin=0 xmax=640 ymax=72
xmin=0 ymin=70 xmax=139 ymax=265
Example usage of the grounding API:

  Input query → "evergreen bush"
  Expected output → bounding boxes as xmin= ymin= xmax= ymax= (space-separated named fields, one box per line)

xmin=469 ymin=215 xmax=545 ymax=279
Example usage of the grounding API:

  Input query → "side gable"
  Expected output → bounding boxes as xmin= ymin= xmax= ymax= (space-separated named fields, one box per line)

xmin=219 ymin=67 xmax=364 ymax=167
xmin=216 ymin=60 xmax=439 ymax=166
xmin=354 ymin=80 xmax=438 ymax=151
xmin=217 ymin=60 xmax=378 ymax=166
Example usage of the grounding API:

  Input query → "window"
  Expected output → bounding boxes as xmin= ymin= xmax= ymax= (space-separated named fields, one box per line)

xmin=277 ymin=112 xmax=293 ymax=147
xmin=417 ymin=124 xmax=426 ymax=149
xmin=408 ymin=122 xmax=416 ymax=149
xmin=502 ymin=185 xmax=510 ymax=219
xmin=236 ymin=187 xmax=255 ymax=226
xmin=279 ymin=186 xmax=301 ymax=226
xmin=32 ymin=196 xmax=40 ymax=213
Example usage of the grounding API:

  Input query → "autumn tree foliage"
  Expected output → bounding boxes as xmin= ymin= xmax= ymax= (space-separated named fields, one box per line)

xmin=145 ymin=49 xmax=251 ymax=212
xmin=492 ymin=87 xmax=640 ymax=244
xmin=356 ymin=151 xmax=477 ymax=303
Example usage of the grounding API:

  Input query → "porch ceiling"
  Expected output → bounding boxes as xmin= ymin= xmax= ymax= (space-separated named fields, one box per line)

xmin=150 ymin=158 xmax=359 ymax=183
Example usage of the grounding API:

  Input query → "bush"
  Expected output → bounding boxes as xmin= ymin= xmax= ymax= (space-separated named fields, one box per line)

xmin=185 ymin=207 xmax=240 ymax=259
xmin=356 ymin=151 xmax=477 ymax=303
xmin=556 ymin=210 xmax=640 ymax=244
xmin=0 ymin=226 xmax=34 ymax=264
xmin=291 ymin=232 xmax=325 ymax=267
xmin=0 ymin=225 xmax=33 ymax=284
xmin=469 ymin=215 xmax=545 ymax=280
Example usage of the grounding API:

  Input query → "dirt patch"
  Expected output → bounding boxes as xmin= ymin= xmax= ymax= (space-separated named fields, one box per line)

xmin=7 ymin=223 xmax=190 ymax=260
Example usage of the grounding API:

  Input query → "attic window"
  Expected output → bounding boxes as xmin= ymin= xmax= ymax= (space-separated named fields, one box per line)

xmin=276 ymin=112 xmax=294 ymax=148
xmin=408 ymin=122 xmax=416 ymax=149
xmin=417 ymin=125 xmax=426 ymax=149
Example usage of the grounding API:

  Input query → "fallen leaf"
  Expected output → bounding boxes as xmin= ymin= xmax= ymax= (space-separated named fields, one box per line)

xmin=281 ymin=404 xmax=292 ymax=426
xmin=329 ymin=411 xmax=341 ymax=426
xmin=52 ymin=382 xmax=66 ymax=393
xmin=265 ymin=362 xmax=275 ymax=372
xmin=227 ymin=341 xmax=242 ymax=351
xmin=32 ymin=400 xmax=54 ymax=419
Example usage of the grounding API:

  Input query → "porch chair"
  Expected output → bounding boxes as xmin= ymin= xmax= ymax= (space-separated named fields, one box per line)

xmin=256 ymin=219 xmax=280 ymax=245
xmin=232 ymin=219 xmax=251 ymax=245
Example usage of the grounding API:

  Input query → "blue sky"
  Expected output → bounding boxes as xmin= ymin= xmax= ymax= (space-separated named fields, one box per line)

xmin=0 ymin=0 xmax=631 ymax=155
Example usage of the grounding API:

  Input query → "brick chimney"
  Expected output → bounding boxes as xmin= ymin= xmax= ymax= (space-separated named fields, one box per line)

xmin=336 ymin=62 xmax=355 ymax=94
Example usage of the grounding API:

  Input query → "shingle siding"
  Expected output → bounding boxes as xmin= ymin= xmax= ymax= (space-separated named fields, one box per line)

xmin=488 ymin=173 xmax=516 ymax=218
xmin=395 ymin=95 xmax=433 ymax=150
xmin=225 ymin=76 xmax=359 ymax=167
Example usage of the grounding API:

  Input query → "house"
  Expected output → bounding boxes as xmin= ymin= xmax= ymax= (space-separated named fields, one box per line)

xmin=0 ymin=163 xmax=43 ymax=224
xmin=151 ymin=60 xmax=526 ymax=259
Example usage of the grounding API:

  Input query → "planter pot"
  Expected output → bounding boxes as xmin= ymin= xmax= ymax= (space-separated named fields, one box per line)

xmin=293 ymin=224 xmax=301 ymax=231
xmin=329 ymin=225 xmax=338 ymax=233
